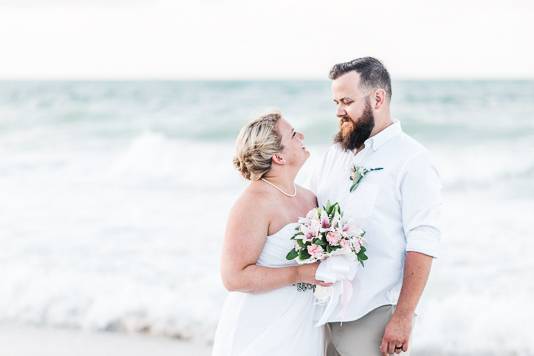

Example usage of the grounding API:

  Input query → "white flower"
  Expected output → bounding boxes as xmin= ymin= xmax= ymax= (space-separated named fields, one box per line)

xmin=306 ymin=208 xmax=319 ymax=220
xmin=319 ymin=211 xmax=330 ymax=229
xmin=352 ymin=240 xmax=361 ymax=253
xmin=309 ymin=219 xmax=321 ymax=237
xmin=331 ymin=212 xmax=341 ymax=229
xmin=298 ymin=216 xmax=309 ymax=225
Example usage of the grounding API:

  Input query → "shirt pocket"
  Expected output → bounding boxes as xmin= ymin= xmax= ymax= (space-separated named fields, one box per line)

xmin=342 ymin=182 xmax=380 ymax=224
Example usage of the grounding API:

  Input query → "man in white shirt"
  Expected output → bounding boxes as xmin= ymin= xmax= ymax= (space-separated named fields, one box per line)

xmin=310 ymin=57 xmax=441 ymax=356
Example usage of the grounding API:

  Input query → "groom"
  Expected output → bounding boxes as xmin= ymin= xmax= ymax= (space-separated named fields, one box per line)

xmin=310 ymin=57 xmax=441 ymax=356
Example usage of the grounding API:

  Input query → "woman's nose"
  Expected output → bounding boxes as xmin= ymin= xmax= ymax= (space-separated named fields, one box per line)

xmin=298 ymin=132 xmax=305 ymax=140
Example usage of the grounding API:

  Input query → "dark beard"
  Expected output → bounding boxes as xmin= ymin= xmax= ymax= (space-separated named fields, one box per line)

xmin=334 ymin=100 xmax=375 ymax=151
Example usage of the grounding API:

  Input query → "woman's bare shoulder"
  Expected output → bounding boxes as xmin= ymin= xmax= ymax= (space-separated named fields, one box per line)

xmin=227 ymin=185 xmax=274 ymax=227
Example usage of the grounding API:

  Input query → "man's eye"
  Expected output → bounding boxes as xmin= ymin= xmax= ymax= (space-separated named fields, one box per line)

xmin=292 ymin=132 xmax=296 ymax=138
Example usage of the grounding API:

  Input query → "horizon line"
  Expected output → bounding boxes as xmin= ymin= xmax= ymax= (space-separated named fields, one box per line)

xmin=1 ymin=77 xmax=534 ymax=82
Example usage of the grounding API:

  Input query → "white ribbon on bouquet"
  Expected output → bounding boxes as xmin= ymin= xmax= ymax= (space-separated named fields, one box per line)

xmin=314 ymin=254 xmax=359 ymax=326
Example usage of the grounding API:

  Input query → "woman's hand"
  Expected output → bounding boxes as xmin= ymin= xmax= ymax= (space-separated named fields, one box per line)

xmin=296 ymin=263 xmax=334 ymax=287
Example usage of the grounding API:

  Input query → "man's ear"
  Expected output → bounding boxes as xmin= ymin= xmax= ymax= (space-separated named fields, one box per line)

xmin=373 ymin=89 xmax=387 ymax=110
xmin=272 ymin=153 xmax=285 ymax=165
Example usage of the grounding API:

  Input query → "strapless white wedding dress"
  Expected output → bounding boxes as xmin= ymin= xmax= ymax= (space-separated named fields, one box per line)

xmin=212 ymin=223 xmax=325 ymax=356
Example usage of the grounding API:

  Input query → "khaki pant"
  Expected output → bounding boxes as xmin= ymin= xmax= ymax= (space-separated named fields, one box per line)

xmin=326 ymin=305 xmax=412 ymax=356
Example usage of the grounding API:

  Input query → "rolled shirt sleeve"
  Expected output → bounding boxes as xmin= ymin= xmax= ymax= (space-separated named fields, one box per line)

xmin=399 ymin=151 xmax=442 ymax=258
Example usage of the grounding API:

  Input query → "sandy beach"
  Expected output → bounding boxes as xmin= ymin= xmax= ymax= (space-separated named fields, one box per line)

xmin=0 ymin=323 xmax=211 ymax=356
xmin=1 ymin=323 xmax=523 ymax=356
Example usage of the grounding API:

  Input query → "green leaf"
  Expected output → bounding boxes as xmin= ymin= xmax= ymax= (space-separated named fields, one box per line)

xmin=350 ymin=175 xmax=365 ymax=192
xmin=357 ymin=250 xmax=368 ymax=262
xmin=315 ymin=240 xmax=327 ymax=247
xmin=286 ymin=249 xmax=298 ymax=260
xmin=299 ymin=249 xmax=311 ymax=260
xmin=326 ymin=202 xmax=339 ymax=218
xmin=290 ymin=231 xmax=304 ymax=240
xmin=326 ymin=204 xmax=333 ymax=216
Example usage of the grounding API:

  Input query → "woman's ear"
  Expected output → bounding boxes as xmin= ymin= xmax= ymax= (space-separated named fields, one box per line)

xmin=271 ymin=153 xmax=286 ymax=165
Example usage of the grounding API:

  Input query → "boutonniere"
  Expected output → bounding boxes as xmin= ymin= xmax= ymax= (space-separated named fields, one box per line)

xmin=349 ymin=165 xmax=383 ymax=192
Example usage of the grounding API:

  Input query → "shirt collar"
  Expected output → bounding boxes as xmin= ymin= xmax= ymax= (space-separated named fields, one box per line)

xmin=365 ymin=120 xmax=402 ymax=152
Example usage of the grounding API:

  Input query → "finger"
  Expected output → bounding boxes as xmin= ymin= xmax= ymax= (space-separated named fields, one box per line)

xmin=394 ymin=345 xmax=403 ymax=354
xmin=402 ymin=340 xmax=409 ymax=352
xmin=316 ymin=280 xmax=334 ymax=287
xmin=387 ymin=341 xmax=396 ymax=355
xmin=379 ymin=338 xmax=388 ymax=353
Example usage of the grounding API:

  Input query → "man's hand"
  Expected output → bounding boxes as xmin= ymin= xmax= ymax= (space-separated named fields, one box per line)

xmin=379 ymin=311 xmax=413 ymax=355
xmin=379 ymin=251 xmax=432 ymax=354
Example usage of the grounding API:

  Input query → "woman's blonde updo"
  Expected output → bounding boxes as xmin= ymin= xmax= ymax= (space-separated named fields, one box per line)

xmin=233 ymin=112 xmax=284 ymax=181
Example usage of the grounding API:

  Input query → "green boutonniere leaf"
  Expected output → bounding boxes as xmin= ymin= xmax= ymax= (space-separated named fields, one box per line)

xmin=349 ymin=166 xmax=383 ymax=192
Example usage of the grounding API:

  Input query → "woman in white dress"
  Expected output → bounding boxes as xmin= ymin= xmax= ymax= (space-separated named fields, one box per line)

xmin=212 ymin=111 xmax=331 ymax=356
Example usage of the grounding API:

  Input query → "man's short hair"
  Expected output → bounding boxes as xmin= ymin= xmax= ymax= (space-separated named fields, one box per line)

xmin=329 ymin=57 xmax=392 ymax=100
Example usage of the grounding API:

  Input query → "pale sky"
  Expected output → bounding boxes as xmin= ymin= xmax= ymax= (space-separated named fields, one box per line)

xmin=0 ymin=0 xmax=532 ymax=79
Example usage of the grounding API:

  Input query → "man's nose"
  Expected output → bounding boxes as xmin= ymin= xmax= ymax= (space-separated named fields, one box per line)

xmin=336 ymin=106 xmax=346 ymax=117
xmin=298 ymin=132 xmax=305 ymax=140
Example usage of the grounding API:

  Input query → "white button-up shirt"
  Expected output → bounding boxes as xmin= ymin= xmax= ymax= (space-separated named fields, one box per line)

xmin=309 ymin=121 xmax=441 ymax=322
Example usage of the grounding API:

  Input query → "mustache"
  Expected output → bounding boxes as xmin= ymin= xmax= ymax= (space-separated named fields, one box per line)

xmin=338 ymin=116 xmax=353 ymax=130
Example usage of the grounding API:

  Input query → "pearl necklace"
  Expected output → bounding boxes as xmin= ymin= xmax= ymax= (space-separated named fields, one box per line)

xmin=261 ymin=178 xmax=297 ymax=197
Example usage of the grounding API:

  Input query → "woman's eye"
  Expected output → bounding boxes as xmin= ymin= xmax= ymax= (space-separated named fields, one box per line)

xmin=292 ymin=132 xmax=296 ymax=138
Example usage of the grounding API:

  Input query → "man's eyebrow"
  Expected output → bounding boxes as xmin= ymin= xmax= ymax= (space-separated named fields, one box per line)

xmin=333 ymin=97 xmax=352 ymax=102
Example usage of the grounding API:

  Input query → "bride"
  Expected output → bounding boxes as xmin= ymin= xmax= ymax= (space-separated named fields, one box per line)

xmin=212 ymin=111 xmax=331 ymax=356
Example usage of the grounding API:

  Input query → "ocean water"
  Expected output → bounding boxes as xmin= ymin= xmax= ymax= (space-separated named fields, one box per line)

xmin=1 ymin=80 xmax=533 ymax=355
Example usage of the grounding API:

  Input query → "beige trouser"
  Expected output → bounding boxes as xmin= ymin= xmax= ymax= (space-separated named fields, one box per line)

xmin=325 ymin=305 xmax=412 ymax=356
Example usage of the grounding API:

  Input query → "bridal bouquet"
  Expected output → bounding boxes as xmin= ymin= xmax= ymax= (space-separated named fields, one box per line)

xmin=286 ymin=201 xmax=367 ymax=266
xmin=286 ymin=201 xmax=368 ymax=326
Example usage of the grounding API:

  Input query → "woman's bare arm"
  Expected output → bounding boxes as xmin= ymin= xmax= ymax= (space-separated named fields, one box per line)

xmin=220 ymin=192 xmax=328 ymax=293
